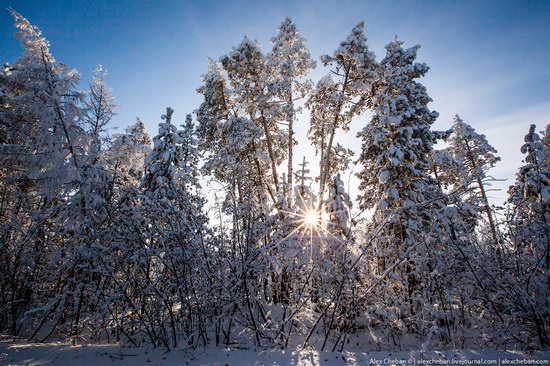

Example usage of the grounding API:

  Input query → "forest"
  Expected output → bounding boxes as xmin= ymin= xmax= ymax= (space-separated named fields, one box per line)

xmin=0 ymin=10 xmax=549 ymax=353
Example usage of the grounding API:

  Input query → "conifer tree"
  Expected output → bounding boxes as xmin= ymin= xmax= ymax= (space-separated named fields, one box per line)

xmin=128 ymin=108 xmax=208 ymax=348
xmin=221 ymin=37 xmax=284 ymax=198
xmin=357 ymin=37 xmax=440 ymax=216
xmin=294 ymin=156 xmax=316 ymax=217
xmin=74 ymin=64 xmax=117 ymax=231
xmin=197 ymin=59 xmax=273 ymax=207
xmin=542 ymin=123 xmax=550 ymax=151
xmin=268 ymin=17 xmax=315 ymax=193
xmin=0 ymin=10 xmax=87 ymax=338
xmin=1 ymin=10 xmax=86 ymax=200
xmin=5 ymin=10 xmax=547 ymax=350
xmin=325 ymin=173 xmax=353 ymax=241
xmin=83 ymin=65 xmax=116 ymax=157
xmin=356 ymin=37 xmax=447 ymax=334
xmin=447 ymin=115 xmax=500 ymax=243
xmin=491 ymin=124 xmax=550 ymax=347
xmin=103 ymin=118 xmax=152 ymax=192
xmin=508 ymin=124 xmax=550 ymax=268
xmin=308 ymin=22 xmax=376 ymax=209
xmin=142 ymin=107 xmax=180 ymax=198
xmin=429 ymin=147 xmax=478 ymax=238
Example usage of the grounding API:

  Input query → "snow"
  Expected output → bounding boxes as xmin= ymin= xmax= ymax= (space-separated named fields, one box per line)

xmin=3 ymin=10 xmax=549 ymax=362
xmin=1 ymin=342 xmax=549 ymax=366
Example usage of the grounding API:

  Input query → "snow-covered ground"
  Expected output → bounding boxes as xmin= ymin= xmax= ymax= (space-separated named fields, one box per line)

xmin=1 ymin=342 xmax=548 ymax=366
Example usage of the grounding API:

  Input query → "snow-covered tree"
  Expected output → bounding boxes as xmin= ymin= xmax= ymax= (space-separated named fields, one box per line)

xmin=141 ymin=107 xmax=180 ymax=197
xmin=113 ymin=108 xmax=209 ymax=349
xmin=268 ymin=17 xmax=315 ymax=193
xmin=542 ymin=123 xmax=550 ymax=151
xmin=308 ymin=21 xmax=377 ymax=209
xmin=0 ymin=10 xmax=88 ymax=338
xmin=195 ymin=27 xmax=316 ymax=345
xmin=69 ymin=65 xmax=117 ymax=235
xmin=307 ymin=76 xmax=355 ymax=189
xmin=1 ymin=9 xmax=86 ymax=200
xmin=140 ymin=107 xmax=206 ymax=243
xmin=447 ymin=115 xmax=500 ymax=243
xmin=474 ymin=124 xmax=550 ymax=348
xmin=4 ymin=10 xmax=547 ymax=351
xmin=509 ymin=124 xmax=550 ymax=208
xmin=429 ymin=147 xmax=479 ymax=240
xmin=82 ymin=64 xmax=116 ymax=157
xmin=293 ymin=156 xmax=316 ymax=216
xmin=325 ymin=173 xmax=353 ymax=240
xmin=221 ymin=36 xmax=285 ymax=199
xmin=357 ymin=37 xmax=441 ymax=216
xmin=508 ymin=124 xmax=550 ymax=269
xmin=103 ymin=118 xmax=151 ymax=191
xmin=428 ymin=140 xmax=455 ymax=191
xmin=356 ymin=37 xmax=452 ymax=337
xmin=197 ymin=59 xmax=273 ymax=208
xmin=197 ymin=57 xmax=278 ymax=346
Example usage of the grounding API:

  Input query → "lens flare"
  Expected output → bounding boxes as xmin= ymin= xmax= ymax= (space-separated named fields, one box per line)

xmin=304 ymin=210 xmax=319 ymax=229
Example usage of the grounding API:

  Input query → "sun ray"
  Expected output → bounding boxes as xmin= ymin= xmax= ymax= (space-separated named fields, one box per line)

xmin=270 ymin=221 xmax=307 ymax=248
xmin=303 ymin=209 xmax=320 ymax=230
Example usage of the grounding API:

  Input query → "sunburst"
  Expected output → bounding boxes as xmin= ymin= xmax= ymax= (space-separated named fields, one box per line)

xmin=303 ymin=209 xmax=320 ymax=230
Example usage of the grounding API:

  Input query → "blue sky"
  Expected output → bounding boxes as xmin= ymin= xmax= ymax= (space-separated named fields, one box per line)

xmin=1 ymin=0 xmax=549 ymax=205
